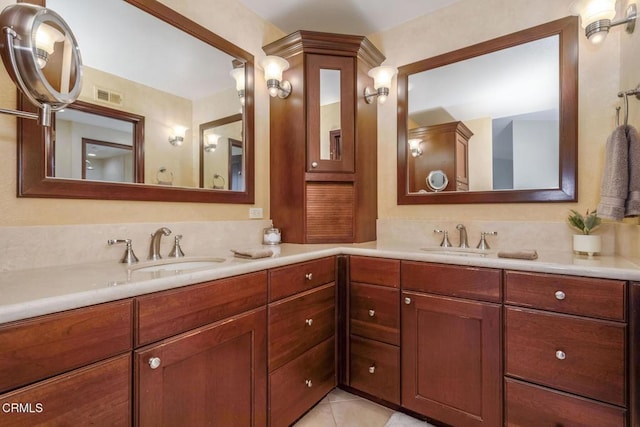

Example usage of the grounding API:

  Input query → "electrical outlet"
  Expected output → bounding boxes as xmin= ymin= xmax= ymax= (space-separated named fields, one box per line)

xmin=249 ymin=207 xmax=263 ymax=219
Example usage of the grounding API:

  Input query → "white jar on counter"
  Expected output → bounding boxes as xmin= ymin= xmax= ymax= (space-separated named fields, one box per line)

xmin=263 ymin=227 xmax=281 ymax=245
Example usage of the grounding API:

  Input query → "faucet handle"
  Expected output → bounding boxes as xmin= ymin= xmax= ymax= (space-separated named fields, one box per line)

xmin=108 ymin=239 xmax=139 ymax=265
xmin=433 ymin=229 xmax=453 ymax=248
xmin=168 ymin=235 xmax=185 ymax=258
xmin=476 ymin=231 xmax=498 ymax=250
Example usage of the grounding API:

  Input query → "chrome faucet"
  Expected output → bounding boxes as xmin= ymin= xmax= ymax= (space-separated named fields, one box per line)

xmin=456 ymin=224 xmax=469 ymax=248
xmin=148 ymin=227 xmax=171 ymax=260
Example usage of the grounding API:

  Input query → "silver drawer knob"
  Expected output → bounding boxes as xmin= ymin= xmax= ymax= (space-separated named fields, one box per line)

xmin=305 ymin=318 xmax=313 ymax=326
xmin=368 ymin=309 xmax=375 ymax=317
xmin=368 ymin=365 xmax=376 ymax=374
xmin=555 ymin=290 xmax=566 ymax=300
xmin=148 ymin=357 xmax=161 ymax=369
xmin=404 ymin=297 xmax=411 ymax=305
xmin=555 ymin=350 xmax=566 ymax=360
xmin=311 ymin=162 xmax=318 ymax=168
xmin=305 ymin=379 xmax=313 ymax=388
xmin=305 ymin=273 xmax=313 ymax=281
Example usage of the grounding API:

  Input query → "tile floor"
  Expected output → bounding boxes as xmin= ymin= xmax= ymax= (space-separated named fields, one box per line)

xmin=293 ymin=389 xmax=435 ymax=427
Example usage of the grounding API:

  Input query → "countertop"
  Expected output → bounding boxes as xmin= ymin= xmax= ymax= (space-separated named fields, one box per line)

xmin=2 ymin=241 xmax=640 ymax=324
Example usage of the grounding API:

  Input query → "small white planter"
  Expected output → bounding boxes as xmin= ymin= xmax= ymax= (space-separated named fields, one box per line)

xmin=573 ymin=234 xmax=602 ymax=257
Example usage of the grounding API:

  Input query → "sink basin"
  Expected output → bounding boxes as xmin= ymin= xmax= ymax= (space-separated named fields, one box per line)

xmin=421 ymin=247 xmax=491 ymax=257
xmin=130 ymin=257 xmax=226 ymax=273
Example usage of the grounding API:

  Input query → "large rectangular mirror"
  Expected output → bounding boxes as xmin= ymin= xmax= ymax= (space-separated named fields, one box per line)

xmin=18 ymin=0 xmax=255 ymax=203
xmin=397 ymin=16 xmax=578 ymax=204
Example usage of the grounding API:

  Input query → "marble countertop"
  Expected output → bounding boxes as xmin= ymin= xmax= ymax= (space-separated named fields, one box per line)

xmin=2 ymin=241 xmax=640 ymax=324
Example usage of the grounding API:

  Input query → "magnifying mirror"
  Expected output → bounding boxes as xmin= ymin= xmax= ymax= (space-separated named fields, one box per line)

xmin=426 ymin=170 xmax=449 ymax=192
xmin=0 ymin=3 xmax=82 ymax=126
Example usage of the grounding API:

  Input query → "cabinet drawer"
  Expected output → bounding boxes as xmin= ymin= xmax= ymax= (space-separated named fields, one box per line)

xmin=401 ymin=261 xmax=501 ymax=303
xmin=505 ymin=307 xmax=626 ymax=406
xmin=0 ymin=299 xmax=132 ymax=393
xmin=136 ymin=271 xmax=267 ymax=346
xmin=505 ymin=271 xmax=626 ymax=321
xmin=269 ymin=337 xmax=336 ymax=427
xmin=349 ymin=335 xmax=400 ymax=404
xmin=505 ymin=378 xmax=626 ymax=427
xmin=269 ymin=257 xmax=335 ymax=301
xmin=0 ymin=354 xmax=131 ymax=427
xmin=269 ymin=283 xmax=335 ymax=371
xmin=350 ymin=256 xmax=400 ymax=288
xmin=350 ymin=282 xmax=399 ymax=345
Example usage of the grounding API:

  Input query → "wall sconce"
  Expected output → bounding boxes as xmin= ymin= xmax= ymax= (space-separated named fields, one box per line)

xmin=571 ymin=0 xmax=637 ymax=44
xmin=408 ymin=138 xmax=423 ymax=157
xmin=168 ymin=125 xmax=188 ymax=146
xmin=0 ymin=4 xmax=83 ymax=126
xmin=230 ymin=66 xmax=245 ymax=106
xmin=364 ymin=65 xmax=397 ymax=104
xmin=204 ymin=133 xmax=220 ymax=152
xmin=260 ymin=55 xmax=291 ymax=99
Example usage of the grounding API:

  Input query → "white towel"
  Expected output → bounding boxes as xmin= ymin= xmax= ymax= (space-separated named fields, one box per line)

xmin=598 ymin=126 xmax=629 ymax=220
xmin=625 ymin=126 xmax=640 ymax=217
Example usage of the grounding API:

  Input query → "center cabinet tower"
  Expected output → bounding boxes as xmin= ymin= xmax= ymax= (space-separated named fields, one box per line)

xmin=263 ymin=32 xmax=384 ymax=243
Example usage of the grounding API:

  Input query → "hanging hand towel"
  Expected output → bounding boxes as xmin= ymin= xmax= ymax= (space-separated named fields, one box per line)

xmin=598 ymin=126 xmax=629 ymax=220
xmin=625 ymin=125 xmax=640 ymax=217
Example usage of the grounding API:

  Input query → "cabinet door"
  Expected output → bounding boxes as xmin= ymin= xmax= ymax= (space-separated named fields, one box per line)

xmin=135 ymin=308 xmax=267 ymax=427
xmin=402 ymin=291 xmax=501 ymax=427
xmin=306 ymin=54 xmax=355 ymax=173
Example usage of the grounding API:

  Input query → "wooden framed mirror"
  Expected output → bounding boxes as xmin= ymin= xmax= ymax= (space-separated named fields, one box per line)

xmin=18 ymin=0 xmax=255 ymax=203
xmin=397 ymin=16 xmax=578 ymax=204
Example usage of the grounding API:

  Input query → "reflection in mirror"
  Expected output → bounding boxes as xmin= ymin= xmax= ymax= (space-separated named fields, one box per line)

xmin=397 ymin=17 xmax=578 ymax=204
xmin=320 ymin=69 xmax=341 ymax=161
xmin=82 ymin=139 xmax=133 ymax=182
xmin=200 ymin=114 xmax=243 ymax=191
xmin=426 ymin=170 xmax=449 ymax=192
xmin=19 ymin=0 xmax=255 ymax=203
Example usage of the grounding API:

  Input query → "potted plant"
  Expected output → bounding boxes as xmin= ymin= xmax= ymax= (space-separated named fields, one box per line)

xmin=568 ymin=209 xmax=602 ymax=256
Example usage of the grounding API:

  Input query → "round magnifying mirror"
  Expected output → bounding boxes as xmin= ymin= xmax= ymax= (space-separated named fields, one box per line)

xmin=426 ymin=170 xmax=449 ymax=192
xmin=0 ymin=4 xmax=82 ymax=123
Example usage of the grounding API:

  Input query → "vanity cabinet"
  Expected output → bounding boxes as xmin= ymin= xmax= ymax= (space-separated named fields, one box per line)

xmin=401 ymin=261 xmax=502 ymax=427
xmin=0 ymin=300 xmax=133 ymax=426
xmin=504 ymin=271 xmax=628 ymax=426
xmin=408 ymin=121 xmax=473 ymax=192
xmin=134 ymin=272 xmax=268 ymax=426
xmin=347 ymin=256 xmax=400 ymax=404
xmin=264 ymin=31 xmax=384 ymax=243
xmin=268 ymin=257 xmax=337 ymax=427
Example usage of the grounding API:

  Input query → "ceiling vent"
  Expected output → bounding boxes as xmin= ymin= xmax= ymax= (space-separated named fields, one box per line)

xmin=93 ymin=86 xmax=123 ymax=106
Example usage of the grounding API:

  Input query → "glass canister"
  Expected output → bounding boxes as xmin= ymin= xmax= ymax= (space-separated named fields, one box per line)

xmin=263 ymin=227 xmax=281 ymax=245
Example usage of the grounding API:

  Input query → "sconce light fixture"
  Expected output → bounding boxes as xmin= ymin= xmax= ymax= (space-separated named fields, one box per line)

xmin=408 ymin=138 xmax=423 ymax=157
xmin=364 ymin=65 xmax=397 ymax=104
xmin=168 ymin=125 xmax=188 ymax=146
xmin=260 ymin=55 xmax=291 ymax=99
xmin=204 ymin=133 xmax=220 ymax=152
xmin=230 ymin=66 xmax=245 ymax=106
xmin=571 ymin=0 xmax=637 ymax=44
xmin=0 ymin=3 xmax=83 ymax=126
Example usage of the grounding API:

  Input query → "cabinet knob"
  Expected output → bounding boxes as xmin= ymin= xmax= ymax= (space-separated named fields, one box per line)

xmin=404 ymin=297 xmax=411 ymax=305
xmin=368 ymin=365 xmax=376 ymax=374
xmin=305 ymin=318 xmax=313 ymax=326
xmin=148 ymin=357 xmax=161 ymax=369
xmin=555 ymin=350 xmax=566 ymax=360
xmin=368 ymin=309 xmax=375 ymax=317
xmin=555 ymin=290 xmax=566 ymax=300
xmin=305 ymin=273 xmax=313 ymax=281
xmin=311 ymin=162 xmax=319 ymax=168
xmin=305 ymin=379 xmax=313 ymax=388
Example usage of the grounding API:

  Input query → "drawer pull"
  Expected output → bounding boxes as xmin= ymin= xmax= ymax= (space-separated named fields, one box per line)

xmin=305 ymin=273 xmax=313 ymax=281
xmin=305 ymin=379 xmax=313 ymax=388
xmin=305 ymin=318 xmax=313 ymax=326
xmin=368 ymin=365 xmax=376 ymax=374
xmin=404 ymin=297 xmax=411 ymax=305
xmin=148 ymin=357 xmax=161 ymax=369
xmin=368 ymin=309 xmax=375 ymax=317
xmin=555 ymin=290 xmax=566 ymax=300
xmin=555 ymin=350 xmax=566 ymax=360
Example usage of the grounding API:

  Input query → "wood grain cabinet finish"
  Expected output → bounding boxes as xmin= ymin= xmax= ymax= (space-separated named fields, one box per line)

xmin=350 ymin=255 xmax=400 ymax=288
xmin=0 ymin=354 xmax=132 ymax=427
xmin=349 ymin=282 xmax=400 ymax=345
xmin=135 ymin=308 xmax=267 ymax=427
xmin=0 ymin=299 xmax=132 ymax=393
xmin=349 ymin=335 xmax=400 ymax=405
xmin=269 ymin=256 xmax=335 ymax=302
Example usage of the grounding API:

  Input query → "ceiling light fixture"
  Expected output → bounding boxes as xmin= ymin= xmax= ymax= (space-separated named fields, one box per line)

xmin=364 ymin=65 xmax=397 ymax=104
xmin=571 ymin=0 xmax=637 ymax=44
xmin=260 ymin=55 xmax=291 ymax=99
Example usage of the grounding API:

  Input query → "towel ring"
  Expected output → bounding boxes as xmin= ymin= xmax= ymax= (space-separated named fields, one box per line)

xmin=212 ymin=173 xmax=225 ymax=189
xmin=156 ymin=167 xmax=174 ymax=186
xmin=617 ymin=84 xmax=640 ymax=127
